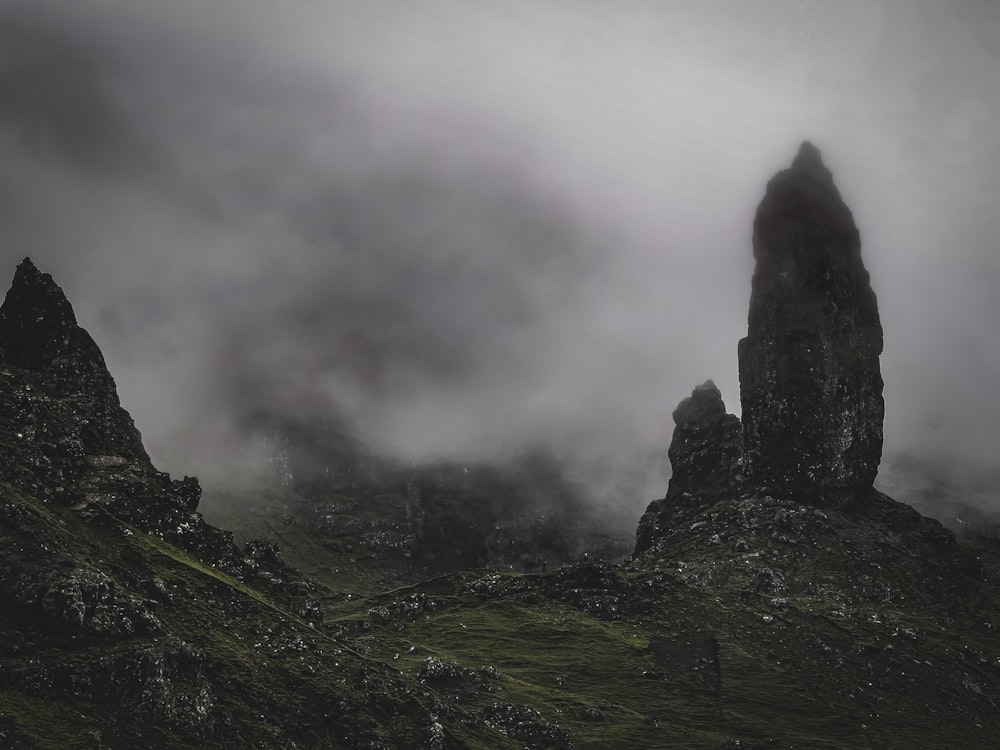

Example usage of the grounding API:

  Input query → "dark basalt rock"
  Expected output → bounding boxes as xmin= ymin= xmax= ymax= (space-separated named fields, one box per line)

xmin=0 ymin=259 xmax=319 ymax=615
xmin=0 ymin=258 xmax=205 ymax=533
xmin=634 ymin=381 xmax=742 ymax=555
xmin=739 ymin=142 xmax=884 ymax=497
xmin=0 ymin=257 xmax=150 ymax=463
xmin=633 ymin=144 xmax=983 ymax=605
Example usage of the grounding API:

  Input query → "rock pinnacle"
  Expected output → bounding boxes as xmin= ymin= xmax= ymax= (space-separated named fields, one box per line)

xmin=634 ymin=380 xmax=742 ymax=554
xmin=738 ymin=142 xmax=884 ymax=497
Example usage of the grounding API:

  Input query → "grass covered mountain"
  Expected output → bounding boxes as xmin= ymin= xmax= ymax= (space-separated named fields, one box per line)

xmin=3 ymin=144 xmax=1000 ymax=749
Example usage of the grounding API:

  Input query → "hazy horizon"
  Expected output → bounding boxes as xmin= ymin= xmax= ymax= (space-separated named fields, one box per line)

xmin=2 ymin=0 xmax=999 ymax=525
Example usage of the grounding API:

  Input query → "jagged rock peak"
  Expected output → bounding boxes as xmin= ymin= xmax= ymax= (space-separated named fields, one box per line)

xmin=634 ymin=381 xmax=742 ymax=555
xmin=0 ymin=256 xmax=104 ymax=371
xmin=0 ymin=257 xmax=149 ymax=463
xmin=739 ymin=142 xmax=884 ymax=498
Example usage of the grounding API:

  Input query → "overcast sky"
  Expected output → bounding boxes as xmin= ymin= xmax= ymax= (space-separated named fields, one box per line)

xmin=2 ymin=0 xmax=999 ymax=520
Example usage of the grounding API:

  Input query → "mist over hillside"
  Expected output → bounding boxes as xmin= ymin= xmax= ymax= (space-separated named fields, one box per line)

xmin=2 ymin=0 xmax=999 ymax=528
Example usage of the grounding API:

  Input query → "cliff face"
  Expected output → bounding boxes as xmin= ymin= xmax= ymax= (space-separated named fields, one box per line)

xmin=738 ymin=142 xmax=884 ymax=497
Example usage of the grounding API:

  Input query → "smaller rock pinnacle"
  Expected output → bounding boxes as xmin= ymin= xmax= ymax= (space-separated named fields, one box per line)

xmin=634 ymin=381 xmax=742 ymax=555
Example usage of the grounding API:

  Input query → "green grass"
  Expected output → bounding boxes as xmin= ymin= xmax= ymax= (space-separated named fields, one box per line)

xmin=7 ymin=473 xmax=1000 ymax=749
xmin=314 ymin=558 xmax=1000 ymax=750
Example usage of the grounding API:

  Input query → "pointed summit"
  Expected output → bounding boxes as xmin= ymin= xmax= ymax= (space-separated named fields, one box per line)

xmin=789 ymin=140 xmax=833 ymax=182
xmin=0 ymin=257 xmax=95 ymax=370
xmin=0 ymin=258 xmax=149 ymax=463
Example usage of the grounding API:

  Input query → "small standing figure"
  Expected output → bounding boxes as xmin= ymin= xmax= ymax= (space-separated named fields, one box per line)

xmin=542 ymin=559 xmax=549 ymax=573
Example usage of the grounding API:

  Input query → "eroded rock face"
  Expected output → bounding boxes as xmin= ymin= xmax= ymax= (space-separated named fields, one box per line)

xmin=634 ymin=381 xmax=742 ymax=554
xmin=738 ymin=142 xmax=883 ymax=497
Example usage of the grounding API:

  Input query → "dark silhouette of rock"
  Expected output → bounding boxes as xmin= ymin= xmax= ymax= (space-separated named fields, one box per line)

xmin=634 ymin=381 xmax=742 ymax=554
xmin=0 ymin=257 xmax=149 ymax=463
xmin=0 ymin=259 xmax=320 ymax=617
xmin=738 ymin=141 xmax=883 ymax=497
xmin=633 ymin=143 xmax=983 ymax=603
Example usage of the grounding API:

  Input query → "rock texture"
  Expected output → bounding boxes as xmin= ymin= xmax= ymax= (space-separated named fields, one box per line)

xmin=0 ymin=258 xmax=479 ymax=749
xmin=634 ymin=381 xmax=742 ymax=554
xmin=738 ymin=141 xmax=884 ymax=497
xmin=0 ymin=257 xmax=149 ymax=463
xmin=0 ymin=258 xmax=205 ymax=532
xmin=0 ymin=259 xmax=320 ymax=615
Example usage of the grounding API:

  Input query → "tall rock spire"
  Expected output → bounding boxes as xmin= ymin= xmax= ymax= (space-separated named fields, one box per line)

xmin=738 ymin=142 xmax=884 ymax=496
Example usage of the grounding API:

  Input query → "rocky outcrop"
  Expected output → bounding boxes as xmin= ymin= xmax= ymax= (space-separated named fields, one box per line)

xmin=0 ymin=257 xmax=150 ymax=463
xmin=0 ymin=259 xmax=320 ymax=618
xmin=634 ymin=381 xmax=742 ymax=554
xmin=0 ymin=258 xmax=213 ymax=538
xmin=738 ymin=141 xmax=884 ymax=497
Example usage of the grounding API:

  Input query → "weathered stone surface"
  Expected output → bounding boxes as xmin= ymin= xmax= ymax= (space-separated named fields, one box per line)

xmin=0 ymin=260 xmax=319 ymax=617
xmin=738 ymin=142 xmax=883 ymax=497
xmin=634 ymin=381 xmax=742 ymax=554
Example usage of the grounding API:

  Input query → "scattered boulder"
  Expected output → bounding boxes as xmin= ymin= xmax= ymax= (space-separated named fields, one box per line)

xmin=417 ymin=656 xmax=498 ymax=700
xmin=481 ymin=702 xmax=572 ymax=749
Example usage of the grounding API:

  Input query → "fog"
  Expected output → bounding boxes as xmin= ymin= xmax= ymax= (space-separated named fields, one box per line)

xmin=2 ymin=0 xmax=999 ymax=523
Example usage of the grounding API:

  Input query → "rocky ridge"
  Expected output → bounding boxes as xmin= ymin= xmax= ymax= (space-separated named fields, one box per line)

xmin=215 ymin=414 xmax=633 ymax=586
xmin=0 ymin=259 xmax=315 ymax=606
xmin=0 ymin=258 xmax=617 ymax=749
